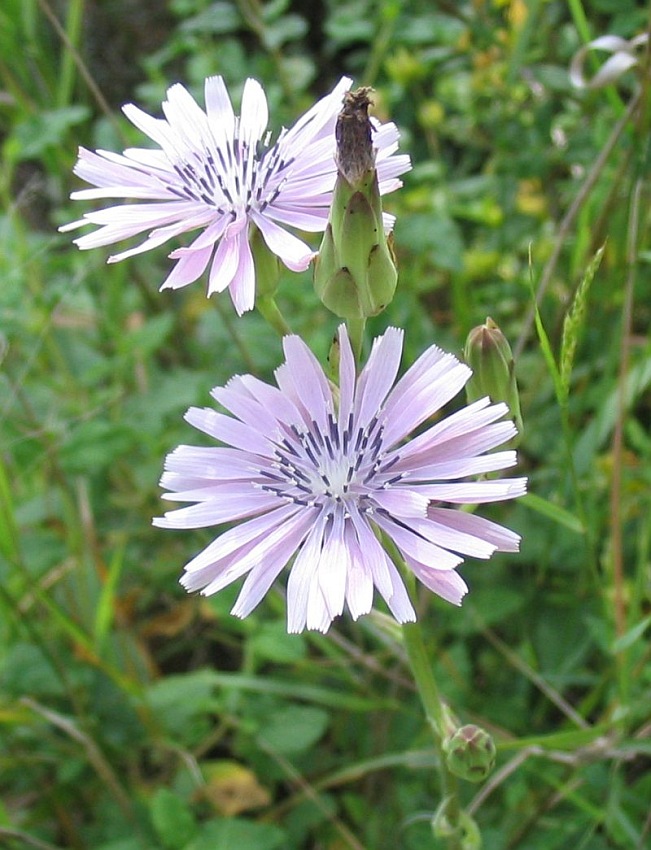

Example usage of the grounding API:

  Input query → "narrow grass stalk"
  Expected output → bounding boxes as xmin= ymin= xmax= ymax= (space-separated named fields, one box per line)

xmin=514 ymin=91 xmax=639 ymax=359
xmin=56 ymin=0 xmax=85 ymax=108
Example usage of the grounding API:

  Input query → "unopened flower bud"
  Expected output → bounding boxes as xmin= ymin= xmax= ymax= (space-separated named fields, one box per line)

xmin=314 ymin=88 xmax=398 ymax=319
xmin=464 ymin=317 xmax=523 ymax=441
xmin=443 ymin=724 xmax=496 ymax=783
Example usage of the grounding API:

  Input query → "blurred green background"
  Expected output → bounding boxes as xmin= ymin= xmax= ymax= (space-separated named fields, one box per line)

xmin=1 ymin=1 xmax=651 ymax=848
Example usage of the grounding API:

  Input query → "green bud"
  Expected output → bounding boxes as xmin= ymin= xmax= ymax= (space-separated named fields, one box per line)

xmin=314 ymin=88 xmax=398 ymax=319
xmin=443 ymin=724 xmax=496 ymax=783
xmin=464 ymin=317 xmax=523 ymax=441
xmin=249 ymin=223 xmax=281 ymax=300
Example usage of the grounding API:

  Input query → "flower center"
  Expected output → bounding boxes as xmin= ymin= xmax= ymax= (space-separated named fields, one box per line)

xmin=166 ymin=133 xmax=294 ymax=218
xmin=258 ymin=412 xmax=403 ymax=515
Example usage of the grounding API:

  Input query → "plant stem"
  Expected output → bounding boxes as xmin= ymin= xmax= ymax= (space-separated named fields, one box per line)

xmin=256 ymin=295 xmax=293 ymax=337
xmin=401 ymin=617 xmax=463 ymax=850
xmin=347 ymin=317 xmax=366 ymax=364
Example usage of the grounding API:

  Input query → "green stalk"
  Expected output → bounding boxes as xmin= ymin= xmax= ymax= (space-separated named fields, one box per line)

xmin=57 ymin=0 xmax=85 ymax=107
xmin=346 ymin=318 xmax=366 ymax=364
xmin=401 ymin=617 xmax=463 ymax=850
xmin=382 ymin=535 xmax=469 ymax=849
xmin=256 ymin=295 xmax=293 ymax=338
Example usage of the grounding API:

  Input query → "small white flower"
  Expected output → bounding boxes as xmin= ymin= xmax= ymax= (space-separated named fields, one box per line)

xmin=570 ymin=33 xmax=648 ymax=90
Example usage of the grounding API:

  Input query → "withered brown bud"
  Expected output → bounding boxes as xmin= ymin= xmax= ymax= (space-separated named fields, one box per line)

xmin=335 ymin=87 xmax=376 ymax=186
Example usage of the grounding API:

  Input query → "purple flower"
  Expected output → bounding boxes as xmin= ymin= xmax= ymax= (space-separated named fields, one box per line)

xmin=154 ymin=325 xmax=526 ymax=633
xmin=60 ymin=76 xmax=410 ymax=315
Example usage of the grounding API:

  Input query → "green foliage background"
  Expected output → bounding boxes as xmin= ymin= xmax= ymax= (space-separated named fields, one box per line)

xmin=1 ymin=1 xmax=651 ymax=848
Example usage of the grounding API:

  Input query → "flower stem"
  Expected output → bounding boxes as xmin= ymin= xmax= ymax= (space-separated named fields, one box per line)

xmin=346 ymin=317 xmax=366 ymax=363
xmin=256 ymin=295 xmax=293 ymax=338
xmin=401 ymin=618 xmax=464 ymax=850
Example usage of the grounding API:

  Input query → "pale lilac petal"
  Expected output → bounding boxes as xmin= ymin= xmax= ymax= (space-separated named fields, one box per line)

xmin=282 ymin=77 xmax=352 ymax=148
xmin=382 ymin=348 xmax=472 ymax=445
xmin=155 ymin=491 xmax=278 ymax=529
xmin=372 ymin=513 xmax=464 ymax=571
xmin=163 ymin=83 xmax=213 ymax=149
xmin=343 ymin=524 xmax=374 ymax=620
xmin=316 ymin=510 xmax=349 ymax=621
xmin=177 ymin=504 xmax=300 ymax=575
xmin=370 ymin=488 xmax=429 ymax=518
xmin=287 ymin=514 xmax=329 ymax=633
xmin=399 ymin=515 xmax=498 ymax=559
xmin=427 ymin=507 xmax=521 ymax=553
xmin=204 ymin=75 xmax=235 ymax=141
xmin=407 ymin=559 xmax=468 ymax=606
xmin=400 ymin=449 xmax=518 ymax=481
xmin=184 ymin=406 xmax=271 ymax=454
xmin=266 ymin=205 xmax=330 ymax=231
xmin=396 ymin=401 xmax=513 ymax=464
xmin=190 ymin=508 xmax=313 ymax=597
xmin=201 ymin=508 xmax=312 ymax=597
xmin=337 ymin=324 xmax=356 ymax=433
xmin=170 ymin=216 xmax=229 ymax=254
xmin=159 ymin=245 xmax=213 ymax=290
xmin=231 ymin=555 xmax=288 ymax=618
xmin=306 ymin=577 xmax=335 ymax=633
xmin=371 ymin=558 xmax=416 ymax=623
xmin=122 ymin=102 xmax=176 ymax=153
xmin=160 ymin=445 xmax=262 ymax=483
xmin=415 ymin=478 xmax=528 ymax=504
xmin=237 ymin=374 xmax=304 ymax=427
xmin=207 ymin=233 xmax=242 ymax=296
xmin=239 ymin=78 xmax=269 ymax=144
xmin=355 ymin=327 xmax=404 ymax=429
xmin=278 ymin=335 xmax=333 ymax=427
xmin=211 ymin=382 xmax=284 ymax=436
xmin=252 ymin=213 xmax=314 ymax=271
xmin=105 ymin=214 xmax=214 ymax=262
xmin=228 ymin=228 xmax=256 ymax=315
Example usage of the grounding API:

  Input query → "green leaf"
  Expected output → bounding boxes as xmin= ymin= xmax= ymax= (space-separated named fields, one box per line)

xmin=8 ymin=106 xmax=90 ymax=160
xmin=611 ymin=614 xmax=651 ymax=653
xmin=263 ymin=15 xmax=308 ymax=49
xmin=250 ymin=622 xmax=307 ymax=664
xmin=257 ymin=705 xmax=329 ymax=755
xmin=395 ymin=213 xmax=464 ymax=276
xmin=184 ymin=818 xmax=285 ymax=850
xmin=520 ymin=493 xmax=584 ymax=534
xmin=179 ymin=2 xmax=241 ymax=34
xmin=147 ymin=670 xmax=221 ymax=738
xmin=150 ymin=788 xmax=197 ymax=849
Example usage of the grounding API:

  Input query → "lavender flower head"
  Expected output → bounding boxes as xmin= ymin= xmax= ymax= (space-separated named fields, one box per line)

xmin=155 ymin=325 xmax=526 ymax=633
xmin=60 ymin=76 xmax=410 ymax=314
